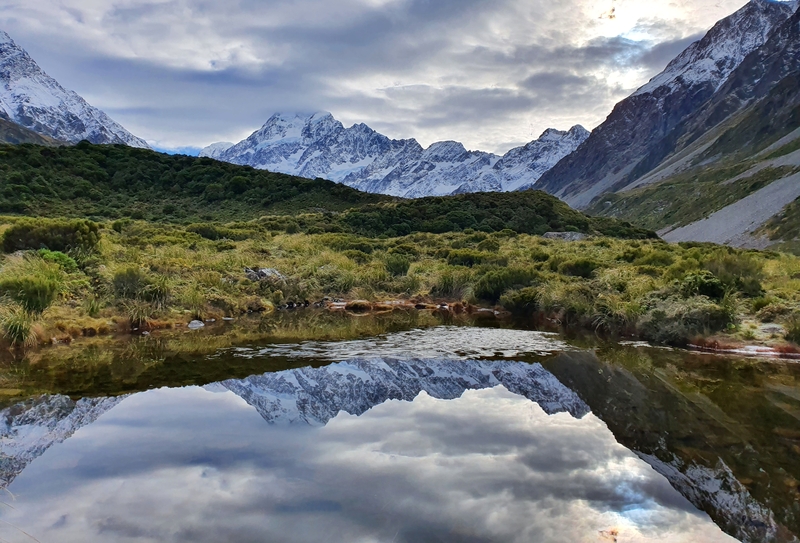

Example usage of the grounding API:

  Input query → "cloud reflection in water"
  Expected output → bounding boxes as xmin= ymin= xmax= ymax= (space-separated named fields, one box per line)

xmin=2 ymin=373 xmax=736 ymax=543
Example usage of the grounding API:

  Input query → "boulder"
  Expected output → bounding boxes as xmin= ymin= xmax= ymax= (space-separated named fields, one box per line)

xmin=542 ymin=232 xmax=588 ymax=242
xmin=244 ymin=267 xmax=286 ymax=283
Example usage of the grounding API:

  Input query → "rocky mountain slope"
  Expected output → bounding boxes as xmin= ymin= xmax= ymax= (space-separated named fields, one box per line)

xmin=584 ymin=2 xmax=800 ymax=250
xmin=536 ymin=0 xmax=796 ymax=210
xmin=201 ymin=112 xmax=587 ymax=198
xmin=0 ymin=30 xmax=148 ymax=148
xmin=0 ymin=116 xmax=60 ymax=145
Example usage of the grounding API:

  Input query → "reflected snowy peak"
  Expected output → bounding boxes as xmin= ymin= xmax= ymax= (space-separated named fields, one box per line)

xmin=221 ymin=358 xmax=590 ymax=426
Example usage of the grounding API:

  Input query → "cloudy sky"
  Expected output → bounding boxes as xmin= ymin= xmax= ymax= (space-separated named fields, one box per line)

xmin=0 ymin=0 xmax=755 ymax=154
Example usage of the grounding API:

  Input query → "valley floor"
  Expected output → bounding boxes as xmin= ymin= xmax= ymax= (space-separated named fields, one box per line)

xmin=1 ymin=216 xmax=800 ymax=355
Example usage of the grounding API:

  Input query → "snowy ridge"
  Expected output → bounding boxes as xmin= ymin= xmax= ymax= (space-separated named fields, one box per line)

xmin=634 ymin=0 xmax=795 ymax=97
xmin=0 ymin=30 xmax=148 ymax=147
xmin=0 ymin=395 xmax=125 ymax=487
xmin=201 ymin=112 xmax=587 ymax=198
xmin=220 ymin=358 xmax=590 ymax=426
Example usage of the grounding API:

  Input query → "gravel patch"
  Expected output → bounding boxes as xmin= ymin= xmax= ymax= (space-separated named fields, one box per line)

xmin=662 ymin=171 xmax=800 ymax=246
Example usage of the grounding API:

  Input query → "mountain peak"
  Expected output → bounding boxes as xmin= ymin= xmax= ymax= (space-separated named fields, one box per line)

xmin=634 ymin=0 xmax=794 ymax=97
xmin=206 ymin=111 xmax=589 ymax=197
xmin=0 ymin=29 xmax=148 ymax=147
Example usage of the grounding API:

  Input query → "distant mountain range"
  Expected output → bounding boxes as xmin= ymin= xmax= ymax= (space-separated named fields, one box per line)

xmin=201 ymin=113 xmax=588 ymax=198
xmin=0 ymin=30 xmax=148 ymax=147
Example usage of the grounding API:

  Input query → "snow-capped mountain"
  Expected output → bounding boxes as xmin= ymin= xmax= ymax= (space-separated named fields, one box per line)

xmin=456 ymin=126 xmax=590 ymax=194
xmin=0 ymin=30 xmax=148 ymax=148
xmin=0 ymin=394 xmax=125 ymax=488
xmin=219 ymin=358 xmax=590 ymax=426
xmin=536 ymin=0 xmax=796 ymax=208
xmin=201 ymin=112 xmax=587 ymax=198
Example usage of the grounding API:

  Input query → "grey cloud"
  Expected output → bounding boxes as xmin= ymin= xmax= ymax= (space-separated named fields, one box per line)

xmin=0 ymin=0 xmax=730 ymax=152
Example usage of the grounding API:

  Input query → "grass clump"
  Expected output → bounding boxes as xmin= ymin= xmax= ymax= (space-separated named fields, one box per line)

xmin=0 ymin=256 xmax=66 ymax=313
xmin=0 ymin=304 xmax=39 ymax=348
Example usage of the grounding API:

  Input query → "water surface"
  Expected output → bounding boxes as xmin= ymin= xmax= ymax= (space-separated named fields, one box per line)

xmin=0 ymin=322 xmax=797 ymax=543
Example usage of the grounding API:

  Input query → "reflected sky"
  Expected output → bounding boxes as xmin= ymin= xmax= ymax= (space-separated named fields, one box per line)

xmin=1 ymin=380 xmax=736 ymax=543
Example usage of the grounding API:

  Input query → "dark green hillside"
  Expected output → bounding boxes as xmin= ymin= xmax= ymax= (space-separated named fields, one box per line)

xmin=0 ymin=142 xmax=654 ymax=239
xmin=0 ymin=142 xmax=388 ymax=220
xmin=341 ymin=191 xmax=656 ymax=239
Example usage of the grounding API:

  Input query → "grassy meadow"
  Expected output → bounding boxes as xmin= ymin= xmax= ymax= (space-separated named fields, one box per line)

xmin=1 ymin=215 xmax=800 ymax=352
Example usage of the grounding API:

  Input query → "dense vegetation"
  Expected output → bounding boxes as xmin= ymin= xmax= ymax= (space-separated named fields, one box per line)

xmin=0 ymin=142 xmax=386 ymax=220
xmin=1 ymin=216 xmax=798 ymax=351
xmin=0 ymin=142 xmax=651 ymax=240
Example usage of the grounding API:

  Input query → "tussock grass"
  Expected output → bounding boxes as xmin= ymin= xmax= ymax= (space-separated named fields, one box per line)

xmin=1 ymin=215 xmax=799 ymax=348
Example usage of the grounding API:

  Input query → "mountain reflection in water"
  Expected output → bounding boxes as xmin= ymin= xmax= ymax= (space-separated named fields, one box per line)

xmin=0 ymin=325 xmax=797 ymax=543
xmin=0 ymin=357 xmax=733 ymax=543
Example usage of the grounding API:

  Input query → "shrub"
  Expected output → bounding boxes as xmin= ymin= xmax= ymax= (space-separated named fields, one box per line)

xmin=342 ymin=250 xmax=371 ymax=264
xmin=474 ymin=267 xmax=539 ymax=303
xmin=557 ymin=258 xmax=601 ymax=278
xmin=756 ymin=303 xmax=792 ymax=323
xmin=0 ymin=257 xmax=65 ymax=313
xmin=431 ymin=269 xmax=473 ymax=299
xmin=638 ymin=295 xmax=736 ymax=346
xmin=113 ymin=267 xmax=150 ymax=299
xmin=530 ymin=249 xmax=550 ymax=263
xmin=680 ymin=270 xmax=725 ymax=300
xmin=447 ymin=249 xmax=490 ymax=267
xmin=37 ymin=249 xmax=78 ymax=273
xmin=500 ymin=287 xmax=540 ymax=316
xmin=634 ymin=250 xmax=674 ymax=267
xmin=124 ymin=300 xmax=154 ymax=328
xmin=143 ymin=275 xmax=171 ymax=310
xmin=0 ymin=304 xmax=38 ymax=348
xmin=705 ymin=253 xmax=763 ymax=297
xmin=2 ymin=218 xmax=100 ymax=253
xmin=592 ymin=294 xmax=642 ymax=333
xmin=388 ymin=244 xmax=419 ymax=257
xmin=385 ymin=254 xmax=411 ymax=277
xmin=784 ymin=313 xmax=800 ymax=345
xmin=476 ymin=239 xmax=500 ymax=252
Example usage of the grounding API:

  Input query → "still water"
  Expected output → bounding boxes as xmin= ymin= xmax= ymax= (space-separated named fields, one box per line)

xmin=0 ymin=322 xmax=798 ymax=543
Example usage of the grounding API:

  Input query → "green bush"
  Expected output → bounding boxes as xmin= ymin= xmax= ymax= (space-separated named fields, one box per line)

xmin=634 ymin=250 xmax=675 ymax=267
xmin=474 ymin=267 xmax=539 ymax=303
xmin=680 ymin=270 xmax=725 ymax=300
xmin=476 ymin=239 xmax=500 ymax=252
xmin=530 ymin=249 xmax=550 ymax=262
xmin=638 ymin=295 xmax=736 ymax=346
xmin=557 ymin=258 xmax=601 ymax=278
xmin=37 ymin=249 xmax=78 ymax=273
xmin=0 ymin=304 xmax=38 ymax=347
xmin=784 ymin=313 xmax=800 ymax=344
xmin=113 ymin=267 xmax=150 ymax=299
xmin=431 ymin=269 xmax=473 ymax=299
xmin=2 ymin=218 xmax=100 ymax=253
xmin=0 ymin=275 xmax=61 ymax=313
xmin=756 ymin=303 xmax=792 ymax=323
xmin=500 ymin=287 xmax=540 ymax=316
xmin=447 ymin=249 xmax=490 ymax=267
xmin=342 ymin=250 xmax=371 ymax=264
xmin=705 ymin=253 xmax=763 ymax=297
xmin=0 ymin=257 xmax=65 ymax=313
xmin=385 ymin=254 xmax=411 ymax=277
